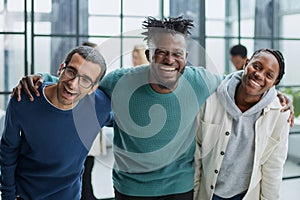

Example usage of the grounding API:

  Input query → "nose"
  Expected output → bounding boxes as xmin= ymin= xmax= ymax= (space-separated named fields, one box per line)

xmin=66 ymin=76 xmax=79 ymax=88
xmin=164 ymin=52 xmax=175 ymax=64
xmin=254 ymin=71 xmax=263 ymax=80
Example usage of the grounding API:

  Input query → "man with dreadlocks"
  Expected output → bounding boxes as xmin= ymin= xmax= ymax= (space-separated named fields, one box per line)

xmin=98 ymin=16 xmax=222 ymax=199
xmin=11 ymin=16 xmax=293 ymax=200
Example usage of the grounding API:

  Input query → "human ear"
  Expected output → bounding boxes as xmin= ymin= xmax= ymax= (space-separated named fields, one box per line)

xmin=145 ymin=49 xmax=150 ymax=62
xmin=243 ymin=59 xmax=250 ymax=70
xmin=88 ymin=84 xmax=98 ymax=95
xmin=57 ymin=63 xmax=65 ymax=76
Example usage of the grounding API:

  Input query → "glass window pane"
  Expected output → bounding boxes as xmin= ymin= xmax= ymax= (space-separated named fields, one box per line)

xmin=34 ymin=37 xmax=77 ymax=75
xmin=0 ymin=94 xmax=9 ymax=110
xmin=164 ymin=0 xmax=170 ymax=17
xmin=35 ymin=0 xmax=52 ymax=13
xmin=281 ymin=14 xmax=300 ymax=38
xmin=206 ymin=21 xmax=225 ymax=37
xmin=123 ymin=17 xmax=145 ymax=33
xmin=89 ymin=17 xmax=120 ymax=35
xmin=34 ymin=21 xmax=51 ymax=35
xmin=7 ymin=0 xmax=24 ymax=12
xmin=206 ymin=0 xmax=225 ymax=19
xmin=89 ymin=0 xmax=120 ymax=15
xmin=280 ymin=0 xmax=300 ymax=12
xmin=34 ymin=37 xmax=51 ymax=74
xmin=239 ymin=39 xmax=254 ymax=57
xmin=45 ymin=2 xmax=79 ymax=35
xmin=0 ymin=10 xmax=24 ymax=32
xmin=240 ymin=19 xmax=254 ymax=37
xmin=0 ymin=0 xmax=3 ymax=11
xmin=96 ymin=38 xmax=121 ymax=73
xmin=240 ymin=0 xmax=255 ymax=37
xmin=206 ymin=38 xmax=225 ymax=75
xmin=224 ymin=0 xmax=238 ymax=37
xmin=123 ymin=0 xmax=159 ymax=16
xmin=0 ymin=35 xmax=25 ymax=91
xmin=281 ymin=40 xmax=300 ymax=85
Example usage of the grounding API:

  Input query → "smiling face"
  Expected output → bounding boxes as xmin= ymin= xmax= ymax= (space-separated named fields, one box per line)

xmin=241 ymin=51 xmax=280 ymax=99
xmin=55 ymin=53 xmax=101 ymax=109
xmin=147 ymin=33 xmax=188 ymax=93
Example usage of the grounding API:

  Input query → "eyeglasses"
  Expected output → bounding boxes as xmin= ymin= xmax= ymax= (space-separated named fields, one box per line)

xmin=61 ymin=66 xmax=95 ymax=89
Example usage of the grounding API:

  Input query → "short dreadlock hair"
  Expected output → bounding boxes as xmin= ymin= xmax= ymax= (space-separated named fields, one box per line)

xmin=142 ymin=16 xmax=194 ymax=44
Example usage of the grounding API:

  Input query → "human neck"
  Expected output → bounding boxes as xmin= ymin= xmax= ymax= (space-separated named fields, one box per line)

xmin=44 ymin=85 xmax=77 ymax=110
xmin=148 ymin=73 xmax=178 ymax=94
xmin=149 ymin=83 xmax=177 ymax=94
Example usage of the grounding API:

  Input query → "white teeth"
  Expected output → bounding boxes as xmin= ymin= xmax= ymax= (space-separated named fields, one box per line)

xmin=160 ymin=67 xmax=176 ymax=71
xmin=64 ymin=87 xmax=76 ymax=94
xmin=250 ymin=79 xmax=261 ymax=87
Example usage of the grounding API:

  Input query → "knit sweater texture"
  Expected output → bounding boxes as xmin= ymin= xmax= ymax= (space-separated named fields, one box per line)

xmin=99 ymin=65 xmax=222 ymax=196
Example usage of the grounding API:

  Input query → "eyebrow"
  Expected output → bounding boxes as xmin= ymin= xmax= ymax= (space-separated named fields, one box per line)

xmin=67 ymin=65 xmax=94 ymax=80
xmin=253 ymin=60 xmax=278 ymax=74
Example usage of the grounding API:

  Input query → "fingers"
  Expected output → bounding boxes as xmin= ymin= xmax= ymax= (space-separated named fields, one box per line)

xmin=20 ymin=77 xmax=35 ymax=101
xmin=26 ymin=76 xmax=40 ymax=97
xmin=10 ymin=80 xmax=26 ymax=102
xmin=34 ymin=79 xmax=43 ymax=92
xmin=287 ymin=105 xmax=295 ymax=128
xmin=277 ymin=93 xmax=286 ymax=106
xmin=288 ymin=115 xmax=295 ymax=128
xmin=10 ymin=87 xmax=16 ymax=99
xmin=10 ymin=74 xmax=43 ymax=102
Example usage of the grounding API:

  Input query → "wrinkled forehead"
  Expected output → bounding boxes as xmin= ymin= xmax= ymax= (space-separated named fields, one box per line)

xmin=149 ymin=32 xmax=187 ymax=50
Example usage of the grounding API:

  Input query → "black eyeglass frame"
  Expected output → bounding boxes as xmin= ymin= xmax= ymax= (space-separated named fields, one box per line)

xmin=61 ymin=65 xmax=96 ymax=89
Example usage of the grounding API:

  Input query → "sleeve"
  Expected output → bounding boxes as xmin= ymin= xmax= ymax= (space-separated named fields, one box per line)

xmin=0 ymin=101 xmax=22 ymax=199
xmin=260 ymin=113 xmax=290 ymax=200
xmin=196 ymin=67 xmax=223 ymax=95
xmin=98 ymin=71 xmax=119 ymax=98
xmin=93 ymin=89 xmax=114 ymax=127
xmin=40 ymin=73 xmax=59 ymax=83
xmin=194 ymin=104 xmax=205 ymax=199
xmin=99 ymin=68 xmax=131 ymax=98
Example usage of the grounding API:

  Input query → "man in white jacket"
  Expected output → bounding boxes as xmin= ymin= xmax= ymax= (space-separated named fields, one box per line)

xmin=194 ymin=49 xmax=290 ymax=200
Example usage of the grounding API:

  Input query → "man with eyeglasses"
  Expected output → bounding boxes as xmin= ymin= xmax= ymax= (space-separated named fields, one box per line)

xmin=0 ymin=46 xmax=113 ymax=200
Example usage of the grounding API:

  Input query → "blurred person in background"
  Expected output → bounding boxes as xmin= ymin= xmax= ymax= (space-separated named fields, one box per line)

xmin=230 ymin=44 xmax=248 ymax=71
xmin=132 ymin=44 xmax=149 ymax=67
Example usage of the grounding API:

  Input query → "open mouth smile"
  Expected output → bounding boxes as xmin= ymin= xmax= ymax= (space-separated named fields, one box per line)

xmin=249 ymin=78 xmax=263 ymax=88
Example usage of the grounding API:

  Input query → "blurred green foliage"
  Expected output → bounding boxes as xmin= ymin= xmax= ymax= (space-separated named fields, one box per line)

xmin=280 ymin=87 xmax=300 ymax=117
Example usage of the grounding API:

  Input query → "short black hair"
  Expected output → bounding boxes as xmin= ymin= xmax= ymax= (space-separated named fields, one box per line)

xmin=64 ymin=46 xmax=107 ymax=82
xmin=142 ymin=16 xmax=194 ymax=44
xmin=81 ymin=41 xmax=97 ymax=48
xmin=80 ymin=42 xmax=107 ymax=80
xmin=230 ymin=44 xmax=247 ymax=58
xmin=249 ymin=48 xmax=285 ymax=85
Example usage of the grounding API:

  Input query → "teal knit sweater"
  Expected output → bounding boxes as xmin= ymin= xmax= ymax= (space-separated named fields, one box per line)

xmin=99 ymin=65 xmax=222 ymax=196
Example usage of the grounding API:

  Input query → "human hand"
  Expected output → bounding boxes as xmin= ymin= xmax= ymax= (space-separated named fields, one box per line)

xmin=11 ymin=74 xmax=44 ymax=102
xmin=277 ymin=92 xmax=294 ymax=127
